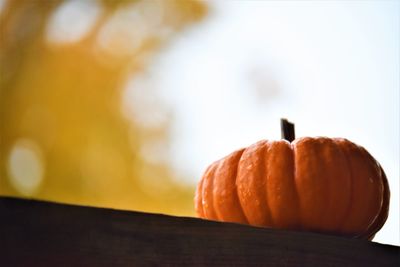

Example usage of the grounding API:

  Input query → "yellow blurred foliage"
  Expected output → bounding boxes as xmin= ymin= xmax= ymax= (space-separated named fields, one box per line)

xmin=0 ymin=0 xmax=207 ymax=216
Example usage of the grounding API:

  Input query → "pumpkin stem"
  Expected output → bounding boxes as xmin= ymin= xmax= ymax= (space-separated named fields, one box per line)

xmin=281 ymin=118 xmax=295 ymax=142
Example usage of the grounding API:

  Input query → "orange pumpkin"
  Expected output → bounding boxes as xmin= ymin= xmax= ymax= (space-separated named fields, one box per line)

xmin=195 ymin=119 xmax=390 ymax=240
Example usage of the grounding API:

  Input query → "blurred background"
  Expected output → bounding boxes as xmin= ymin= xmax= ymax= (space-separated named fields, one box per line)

xmin=0 ymin=0 xmax=398 ymax=245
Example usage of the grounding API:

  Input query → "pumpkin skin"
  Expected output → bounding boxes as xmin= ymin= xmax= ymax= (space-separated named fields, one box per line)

xmin=195 ymin=137 xmax=390 ymax=240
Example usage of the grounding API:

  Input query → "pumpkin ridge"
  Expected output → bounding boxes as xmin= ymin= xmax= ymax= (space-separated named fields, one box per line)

xmin=236 ymin=141 xmax=271 ymax=226
xmin=294 ymin=137 xmax=329 ymax=230
xmin=291 ymin=142 xmax=300 ymax=229
xmin=212 ymin=161 xmax=223 ymax=221
xmin=333 ymin=139 xmax=354 ymax=234
xmin=356 ymin=147 xmax=385 ymax=238
xmin=195 ymin=177 xmax=205 ymax=218
xmin=235 ymin=149 xmax=250 ymax=224
xmin=314 ymin=138 xmax=331 ymax=228
xmin=263 ymin=141 xmax=274 ymax=227
xmin=198 ymin=165 xmax=211 ymax=218
xmin=197 ymin=164 xmax=214 ymax=218
xmin=201 ymin=163 xmax=219 ymax=220
xmin=213 ymin=149 xmax=248 ymax=223
xmin=322 ymin=140 xmax=333 ymax=227
xmin=356 ymin=150 xmax=388 ymax=239
xmin=361 ymin=166 xmax=390 ymax=240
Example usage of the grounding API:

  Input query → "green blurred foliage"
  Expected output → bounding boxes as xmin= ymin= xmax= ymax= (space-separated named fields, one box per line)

xmin=0 ymin=0 xmax=207 ymax=215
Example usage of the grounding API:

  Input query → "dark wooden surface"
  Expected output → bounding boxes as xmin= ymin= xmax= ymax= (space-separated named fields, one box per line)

xmin=0 ymin=197 xmax=398 ymax=266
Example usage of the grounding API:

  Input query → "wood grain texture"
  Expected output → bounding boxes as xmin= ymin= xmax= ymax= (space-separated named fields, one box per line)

xmin=0 ymin=197 xmax=398 ymax=267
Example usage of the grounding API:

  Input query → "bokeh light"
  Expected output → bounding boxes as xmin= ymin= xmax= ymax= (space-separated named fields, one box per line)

xmin=7 ymin=139 xmax=44 ymax=196
xmin=46 ymin=0 xmax=102 ymax=44
xmin=0 ymin=0 xmax=7 ymax=14
xmin=96 ymin=1 xmax=165 ymax=57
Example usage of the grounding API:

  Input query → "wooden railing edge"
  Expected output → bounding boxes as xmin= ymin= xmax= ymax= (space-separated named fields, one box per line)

xmin=0 ymin=196 xmax=399 ymax=266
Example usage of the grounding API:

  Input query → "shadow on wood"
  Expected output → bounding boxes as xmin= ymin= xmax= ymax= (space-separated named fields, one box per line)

xmin=0 ymin=197 xmax=398 ymax=266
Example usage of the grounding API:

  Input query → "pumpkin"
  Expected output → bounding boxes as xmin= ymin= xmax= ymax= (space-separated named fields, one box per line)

xmin=195 ymin=119 xmax=390 ymax=240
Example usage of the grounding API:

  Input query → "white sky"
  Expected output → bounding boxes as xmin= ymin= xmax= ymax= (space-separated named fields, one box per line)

xmin=139 ymin=0 xmax=400 ymax=245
